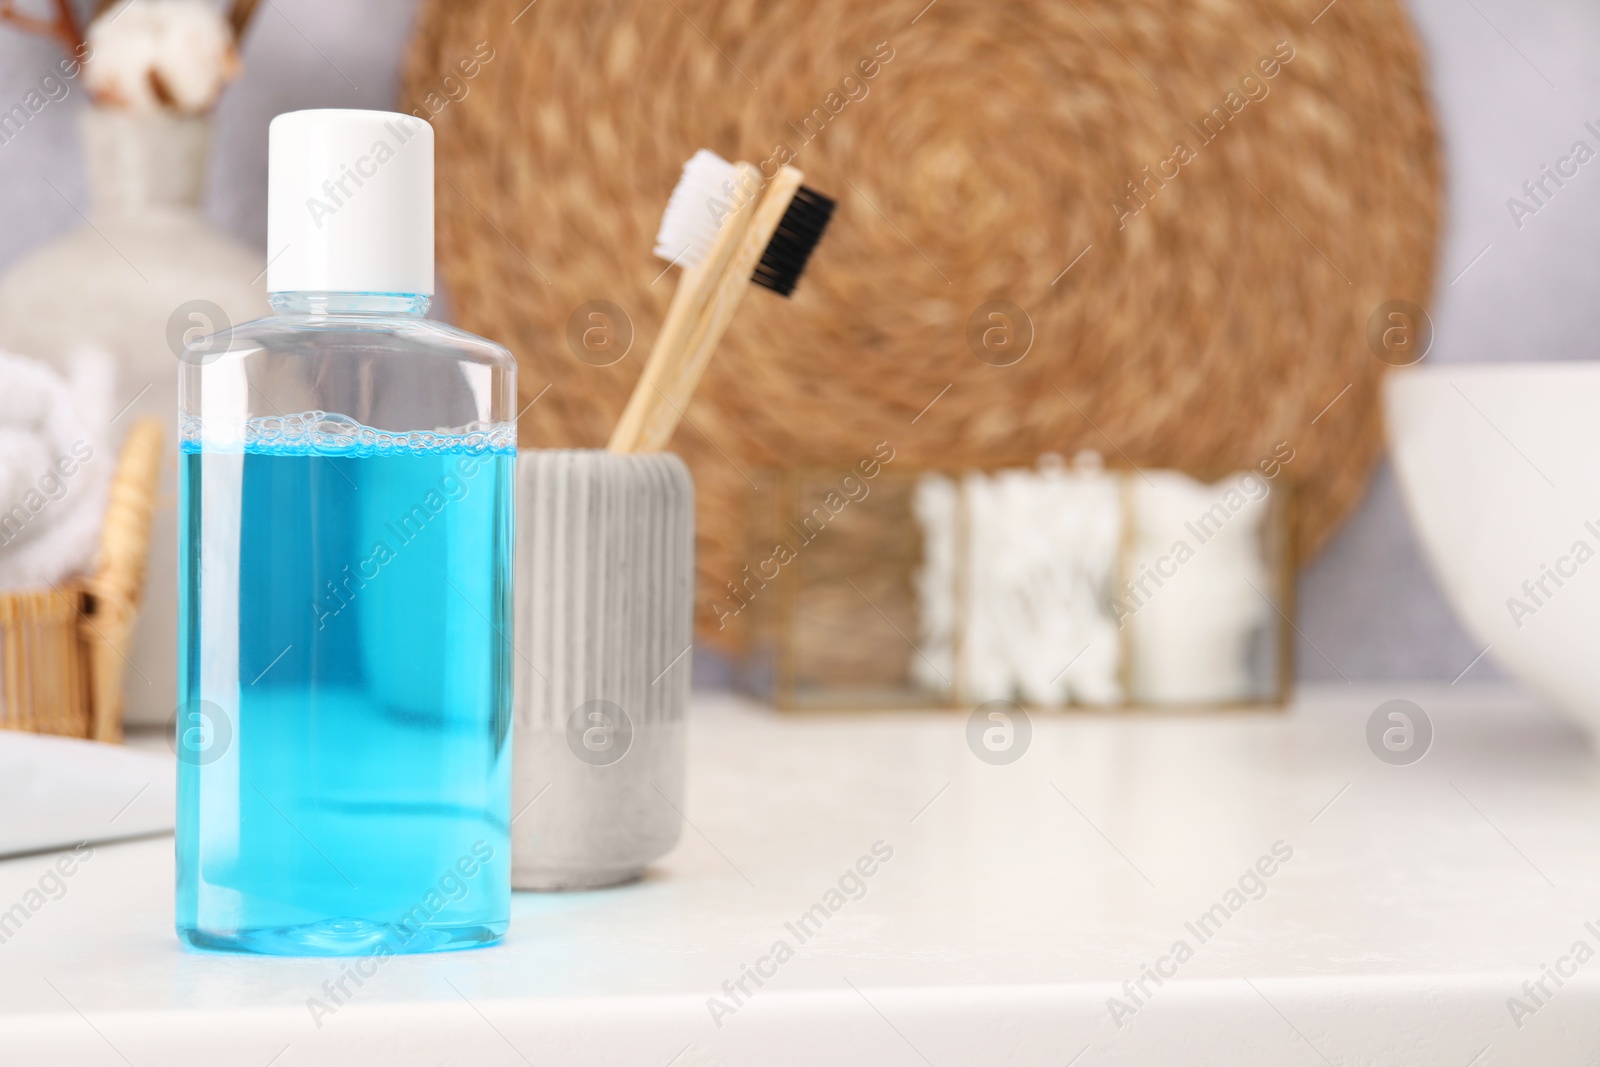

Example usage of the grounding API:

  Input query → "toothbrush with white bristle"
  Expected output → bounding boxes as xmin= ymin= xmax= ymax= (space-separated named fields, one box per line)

xmin=651 ymin=149 xmax=753 ymax=269
xmin=610 ymin=150 xmax=836 ymax=454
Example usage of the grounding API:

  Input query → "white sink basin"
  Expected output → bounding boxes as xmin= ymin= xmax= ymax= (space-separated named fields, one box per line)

xmin=1386 ymin=363 xmax=1600 ymax=732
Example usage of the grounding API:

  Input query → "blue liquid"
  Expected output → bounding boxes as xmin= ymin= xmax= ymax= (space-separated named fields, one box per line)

xmin=176 ymin=423 xmax=512 ymax=955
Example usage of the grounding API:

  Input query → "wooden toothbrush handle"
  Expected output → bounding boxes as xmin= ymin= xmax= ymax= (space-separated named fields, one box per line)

xmin=629 ymin=165 xmax=805 ymax=455
xmin=608 ymin=163 xmax=762 ymax=454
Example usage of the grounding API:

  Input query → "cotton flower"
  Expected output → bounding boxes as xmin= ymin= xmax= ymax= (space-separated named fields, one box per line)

xmin=85 ymin=1 xmax=240 ymax=115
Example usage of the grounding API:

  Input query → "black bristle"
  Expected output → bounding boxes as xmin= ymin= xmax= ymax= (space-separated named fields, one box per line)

xmin=751 ymin=184 xmax=836 ymax=297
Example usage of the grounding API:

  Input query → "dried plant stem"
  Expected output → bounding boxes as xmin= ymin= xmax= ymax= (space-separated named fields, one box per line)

xmin=227 ymin=0 xmax=259 ymax=40
xmin=0 ymin=0 xmax=84 ymax=53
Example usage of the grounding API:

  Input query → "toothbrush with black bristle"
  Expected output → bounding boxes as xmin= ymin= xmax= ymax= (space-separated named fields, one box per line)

xmin=609 ymin=151 xmax=836 ymax=453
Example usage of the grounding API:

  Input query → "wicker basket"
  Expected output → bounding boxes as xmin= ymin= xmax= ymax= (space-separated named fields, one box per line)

xmin=0 ymin=418 xmax=164 ymax=742
xmin=404 ymin=0 xmax=1442 ymax=650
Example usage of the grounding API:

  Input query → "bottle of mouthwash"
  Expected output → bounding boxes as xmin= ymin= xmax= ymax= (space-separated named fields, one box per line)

xmin=176 ymin=110 xmax=513 ymax=955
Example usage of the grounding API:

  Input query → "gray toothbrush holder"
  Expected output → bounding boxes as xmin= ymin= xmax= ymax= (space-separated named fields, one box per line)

xmin=511 ymin=449 xmax=694 ymax=890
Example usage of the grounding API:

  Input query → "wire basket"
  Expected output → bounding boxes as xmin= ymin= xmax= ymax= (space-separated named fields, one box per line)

xmin=0 ymin=419 xmax=164 ymax=742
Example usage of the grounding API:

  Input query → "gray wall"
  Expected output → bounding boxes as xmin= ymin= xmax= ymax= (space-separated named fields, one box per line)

xmin=1299 ymin=0 xmax=1600 ymax=682
xmin=1 ymin=0 xmax=1593 ymax=683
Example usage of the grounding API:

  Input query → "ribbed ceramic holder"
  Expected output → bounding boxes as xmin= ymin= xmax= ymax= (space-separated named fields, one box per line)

xmin=512 ymin=450 xmax=694 ymax=890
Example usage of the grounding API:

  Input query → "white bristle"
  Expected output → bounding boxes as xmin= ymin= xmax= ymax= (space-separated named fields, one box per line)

xmin=653 ymin=149 xmax=741 ymax=271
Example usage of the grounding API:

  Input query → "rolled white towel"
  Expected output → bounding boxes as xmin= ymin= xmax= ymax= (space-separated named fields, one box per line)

xmin=0 ymin=349 xmax=117 ymax=592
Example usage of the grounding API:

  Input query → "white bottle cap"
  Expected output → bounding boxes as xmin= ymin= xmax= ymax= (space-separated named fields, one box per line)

xmin=267 ymin=109 xmax=434 ymax=295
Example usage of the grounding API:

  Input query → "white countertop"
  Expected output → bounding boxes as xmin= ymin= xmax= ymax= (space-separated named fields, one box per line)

xmin=3 ymin=685 xmax=1597 ymax=1066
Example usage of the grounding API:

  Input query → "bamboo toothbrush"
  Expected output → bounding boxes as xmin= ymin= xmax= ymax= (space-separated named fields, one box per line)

xmin=608 ymin=152 xmax=836 ymax=454
xmin=609 ymin=151 xmax=760 ymax=454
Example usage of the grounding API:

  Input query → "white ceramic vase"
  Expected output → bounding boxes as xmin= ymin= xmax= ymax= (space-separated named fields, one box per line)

xmin=0 ymin=107 xmax=267 ymax=728
xmin=512 ymin=450 xmax=694 ymax=890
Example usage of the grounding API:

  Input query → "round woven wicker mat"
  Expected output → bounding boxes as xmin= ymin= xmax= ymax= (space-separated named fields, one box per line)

xmin=405 ymin=0 xmax=1440 ymax=647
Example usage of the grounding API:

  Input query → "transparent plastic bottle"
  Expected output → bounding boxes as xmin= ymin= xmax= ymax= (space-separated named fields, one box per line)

xmin=175 ymin=111 xmax=513 ymax=955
